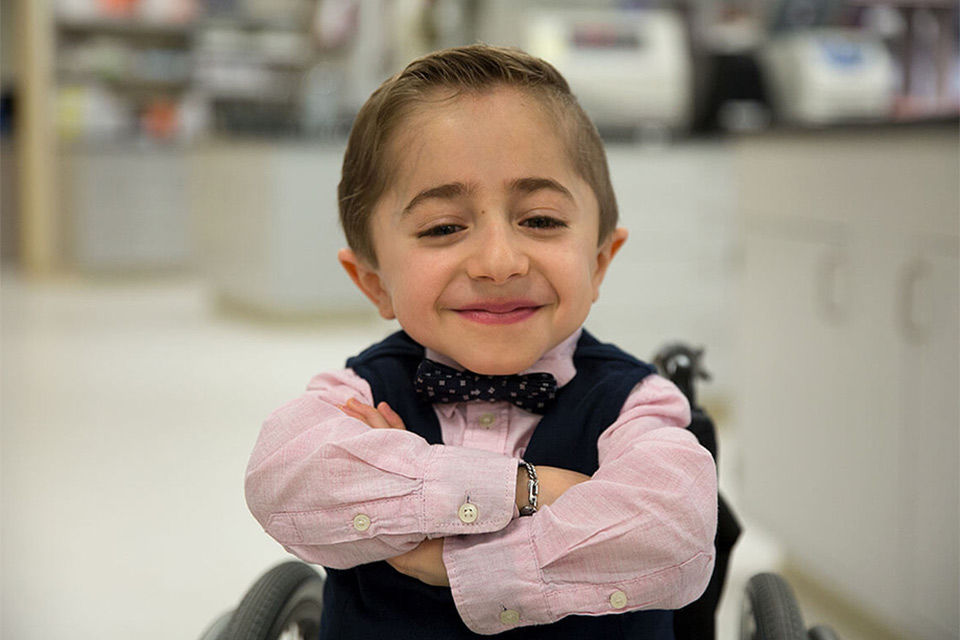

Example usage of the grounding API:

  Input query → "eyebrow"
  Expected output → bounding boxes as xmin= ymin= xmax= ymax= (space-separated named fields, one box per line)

xmin=402 ymin=182 xmax=475 ymax=216
xmin=401 ymin=177 xmax=574 ymax=216
xmin=509 ymin=177 xmax=574 ymax=201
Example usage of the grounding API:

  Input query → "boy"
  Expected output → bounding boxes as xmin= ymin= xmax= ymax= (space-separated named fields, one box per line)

xmin=245 ymin=45 xmax=717 ymax=638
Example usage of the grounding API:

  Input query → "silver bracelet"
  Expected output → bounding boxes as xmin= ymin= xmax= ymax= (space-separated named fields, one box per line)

xmin=518 ymin=460 xmax=539 ymax=516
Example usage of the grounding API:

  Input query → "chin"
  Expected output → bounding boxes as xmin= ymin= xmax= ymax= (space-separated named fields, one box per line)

xmin=455 ymin=350 xmax=540 ymax=376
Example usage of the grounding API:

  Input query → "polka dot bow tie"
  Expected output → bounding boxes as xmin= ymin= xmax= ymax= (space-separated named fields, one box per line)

xmin=414 ymin=360 xmax=558 ymax=415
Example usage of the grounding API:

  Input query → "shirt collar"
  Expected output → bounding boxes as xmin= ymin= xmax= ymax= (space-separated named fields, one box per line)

xmin=423 ymin=328 xmax=581 ymax=391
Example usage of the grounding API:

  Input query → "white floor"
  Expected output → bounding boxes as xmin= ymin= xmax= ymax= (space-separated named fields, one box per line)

xmin=0 ymin=271 xmax=880 ymax=640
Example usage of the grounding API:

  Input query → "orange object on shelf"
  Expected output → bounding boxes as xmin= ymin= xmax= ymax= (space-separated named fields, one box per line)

xmin=141 ymin=99 xmax=179 ymax=139
xmin=98 ymin=0 xmax=139 ymax=16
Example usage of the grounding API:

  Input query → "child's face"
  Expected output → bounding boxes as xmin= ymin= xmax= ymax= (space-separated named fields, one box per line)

xmin=340 ymin=87 xmax=626 ymax=375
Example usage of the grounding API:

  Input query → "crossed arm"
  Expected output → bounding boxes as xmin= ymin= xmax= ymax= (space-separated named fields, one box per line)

xmin=245 ymin=371 xmax=716 ymax=632
xmin=339 ymin=398 xmax=590 ymax=587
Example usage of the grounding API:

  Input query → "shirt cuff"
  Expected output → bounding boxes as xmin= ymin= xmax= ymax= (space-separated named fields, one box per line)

xmin=420 ymin=446 xmax=518 ymax=537
xmin=443 ymin=520 xmax=551 ymax=635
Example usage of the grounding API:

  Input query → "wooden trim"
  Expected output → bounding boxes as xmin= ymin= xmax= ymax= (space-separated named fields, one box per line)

xmin=16 ymin=0 xmax=58 ymax=274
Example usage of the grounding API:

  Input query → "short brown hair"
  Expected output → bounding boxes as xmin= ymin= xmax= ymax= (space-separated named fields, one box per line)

xmin=338 ymin=44 xmax=618 ymax=267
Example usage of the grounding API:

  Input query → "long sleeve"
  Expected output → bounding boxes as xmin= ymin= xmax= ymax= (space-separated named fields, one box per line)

xmin=244 ymin=369 xmax=519 ymax=569
xmin=443 ymin=375 xmax=718 ymax=635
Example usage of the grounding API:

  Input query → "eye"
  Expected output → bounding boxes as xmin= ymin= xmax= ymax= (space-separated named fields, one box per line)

xmin=417 ymin=223 xmax=465 ymax=238
xmin=521 ymin=215 xmax=568 ymax=230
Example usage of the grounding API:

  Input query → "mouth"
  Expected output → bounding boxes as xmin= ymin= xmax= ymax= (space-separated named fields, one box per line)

xmin=453 ymin=300 xmax=543 ymax=325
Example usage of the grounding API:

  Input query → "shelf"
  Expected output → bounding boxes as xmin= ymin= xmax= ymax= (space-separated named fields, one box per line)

xmin=58 ymin=71 xmax=193 ymax=92
xmin=207 ymin=91 xmax=297 ymax=104
xmin=57 ymin=17 xmax=197 ymax=39
xmin=200 ymin=15 xmax=309 ymax=33
xmin=59 ymin=137 xmax=195 ymax=153
xmin=52 ymin=3 xmax=323 ymax=142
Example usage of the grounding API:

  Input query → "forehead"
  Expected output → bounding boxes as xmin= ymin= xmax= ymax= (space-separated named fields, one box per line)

xmin=380 ymin=87 xmax=582 ymax=202
xmin=400 ymin=84 xmax=563 ymax=128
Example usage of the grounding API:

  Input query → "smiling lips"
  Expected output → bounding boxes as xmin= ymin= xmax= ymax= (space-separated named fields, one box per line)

xmin=454 ymin=301 xmax=542 ymax=325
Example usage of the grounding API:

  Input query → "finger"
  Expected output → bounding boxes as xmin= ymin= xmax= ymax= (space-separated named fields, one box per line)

xmin=339 ymin=401 xmax=374 ymax=426
xmin=347 ymin=399 xmax=390 ymax=429
xmin=377 ymin=402 xmax=407 ymax=430
xmin=339 ymin=403 xmax=366 ymax=420
xmin=344 ymin=398 xmax=392 ymax=429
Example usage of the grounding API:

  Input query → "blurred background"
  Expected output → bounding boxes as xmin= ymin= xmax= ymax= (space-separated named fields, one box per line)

xmin=1 ymin=0 xmax=957 ymax=638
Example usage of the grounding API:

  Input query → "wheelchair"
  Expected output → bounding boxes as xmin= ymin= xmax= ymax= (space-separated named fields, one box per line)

xmin=203 ymin=344 xmax=841 ymax=640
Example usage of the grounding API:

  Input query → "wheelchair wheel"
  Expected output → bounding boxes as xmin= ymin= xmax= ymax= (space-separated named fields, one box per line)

xmin=807 ymin=624 xmax=841 ymax=640
xmin=224 ymin=561 xmax=325 ymax=640
xmin=740 ymin=573 xmax=807 ymax=640
xmin=198 ymin=610 xmax=233 ymax=640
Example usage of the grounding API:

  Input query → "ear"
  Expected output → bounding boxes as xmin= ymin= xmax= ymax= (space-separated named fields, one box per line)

xmin=338 ymin=248 xmax=396 ymax=319
xmin=592 ymin=227 xmax=628 ymax=301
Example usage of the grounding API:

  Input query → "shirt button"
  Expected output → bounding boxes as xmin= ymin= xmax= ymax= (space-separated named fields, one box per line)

xmin=353 ymin=514 xmax=371 ymax=532
xmin=500 ymin=609 xmax=520 ymax=625
xmin=609 ymin=590 xmax=628 ymax=609
xmin=458 ymin=503 xmax=479 ymax=523
xmin=478 ymin=412 xmax=496 ymax=428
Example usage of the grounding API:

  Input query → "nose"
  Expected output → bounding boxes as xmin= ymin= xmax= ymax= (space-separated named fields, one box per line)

xmin=465 ymin=219 xmax=529 ymax=284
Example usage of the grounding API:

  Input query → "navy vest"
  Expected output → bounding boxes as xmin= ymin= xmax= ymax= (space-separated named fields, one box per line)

xmin=320 ymin=330 xmax=674 ymax=639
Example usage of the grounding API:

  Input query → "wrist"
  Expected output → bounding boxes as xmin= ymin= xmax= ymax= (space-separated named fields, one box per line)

xmin=516 ymin=466 xmax=527 ymax=511
xmin=517 ymin=460 xmax=539 ymax=516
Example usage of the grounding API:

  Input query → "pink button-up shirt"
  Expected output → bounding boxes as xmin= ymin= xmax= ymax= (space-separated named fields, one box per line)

xmin=245 ymin=330 xmax=717 ymax=635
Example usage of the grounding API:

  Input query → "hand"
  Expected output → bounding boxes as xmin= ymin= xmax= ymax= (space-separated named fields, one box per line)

xmin=386 ymin=538 xmax=450 ymax=587
xmin=517 ymin=465 xmax=590 ymax=511
xmin=340 ymin=398 xmax=406 ymax=430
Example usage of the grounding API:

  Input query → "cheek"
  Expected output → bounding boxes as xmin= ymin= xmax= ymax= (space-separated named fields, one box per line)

xmin=385 ymin=259 xmax=445 ymax=316
xmin=558 ymin=246 xmax=597 ymax=285
xmin=561 ymin=250 xmax=602 ymax=309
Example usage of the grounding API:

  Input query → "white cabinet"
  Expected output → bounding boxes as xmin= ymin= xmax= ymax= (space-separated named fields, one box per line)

xmin=587 ymin=143 xmax=741 ymax=406
xmin=190 ymin=141 xmax=368 ymax=316
xmin=60 ymin=145 xmax=193 ymax=270
xmin=736 ymin=125 xmax=959 ymax=639
xmin=898 ymin=243 xmax=960 ymax=640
